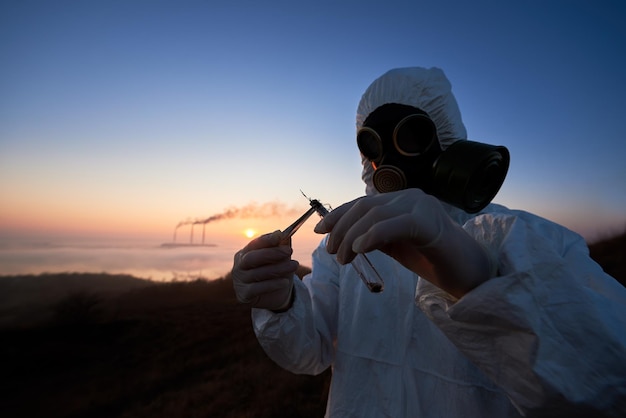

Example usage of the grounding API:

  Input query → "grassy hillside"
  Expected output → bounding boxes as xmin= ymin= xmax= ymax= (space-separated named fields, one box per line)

xmin=0 ymin=232 xmax=623 ymax=418
xmin=1 ymin=266 xmax=331 ymax=418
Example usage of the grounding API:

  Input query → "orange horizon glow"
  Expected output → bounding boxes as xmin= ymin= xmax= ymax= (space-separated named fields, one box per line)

xmin=1 ymin=202 xmax=621 ymax=246
xmin=0 ymin=209 xmax=322 ymax=243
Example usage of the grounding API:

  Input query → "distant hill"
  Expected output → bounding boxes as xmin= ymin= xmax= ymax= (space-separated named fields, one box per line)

xmin=0 ymin=272 xmax=153 ymax=327
xmin=588 ymin=230 xmax=626 ymax=287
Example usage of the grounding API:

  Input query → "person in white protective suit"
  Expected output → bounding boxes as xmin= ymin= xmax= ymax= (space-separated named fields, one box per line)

xmin=231 ymin=67 xmax=626 ymax=417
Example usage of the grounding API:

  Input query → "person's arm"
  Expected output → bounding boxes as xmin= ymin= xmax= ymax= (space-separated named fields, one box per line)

xmin=247 ymin=239 xmax=340 ymax=376
xmin=315 ymin=190 xmax=626 ymax=415
xmin=417 ymin=212 xmax=626 ymax=416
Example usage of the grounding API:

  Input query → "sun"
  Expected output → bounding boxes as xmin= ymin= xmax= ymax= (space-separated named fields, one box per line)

xmin=244 ymin=228 xmax=257 ymax=238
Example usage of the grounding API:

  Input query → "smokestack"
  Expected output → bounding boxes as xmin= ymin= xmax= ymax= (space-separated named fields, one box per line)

xmin=172 ymin=201 xmax=305 ymax=245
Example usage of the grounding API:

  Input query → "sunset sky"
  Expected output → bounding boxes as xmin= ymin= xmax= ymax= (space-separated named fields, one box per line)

xmin=1 ymin=0 xmax=625 ymax=265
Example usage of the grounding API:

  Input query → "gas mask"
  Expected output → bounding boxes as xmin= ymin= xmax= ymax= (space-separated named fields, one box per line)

xmin=357 ymin=103 xmax=510 ymax=213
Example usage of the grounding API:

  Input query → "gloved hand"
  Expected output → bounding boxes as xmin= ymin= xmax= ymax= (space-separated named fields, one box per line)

xmin=232 ymin=230 xmax=298 ymax=311
xmin=314 ymin=188 xmax=494 ymax=298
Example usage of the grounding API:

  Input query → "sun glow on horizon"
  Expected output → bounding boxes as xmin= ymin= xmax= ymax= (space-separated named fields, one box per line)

xmin=244 ymin=228 xmax=257 ymax=238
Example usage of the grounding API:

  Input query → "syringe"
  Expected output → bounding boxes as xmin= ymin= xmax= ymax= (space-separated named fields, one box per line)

xmin=281 ymin=192 xmax=385 ymax=293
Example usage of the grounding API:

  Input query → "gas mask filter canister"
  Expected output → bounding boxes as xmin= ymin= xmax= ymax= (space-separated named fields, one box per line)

xmin=357 ymin=103 xmax=510 ymax=213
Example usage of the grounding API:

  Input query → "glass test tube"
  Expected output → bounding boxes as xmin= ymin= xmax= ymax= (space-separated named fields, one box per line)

xmin=308 ymin=199 xmax=385 ymax=293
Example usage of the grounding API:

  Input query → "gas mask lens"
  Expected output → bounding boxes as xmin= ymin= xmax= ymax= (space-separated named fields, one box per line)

xmin=357 ymin=114 xmax=437 ymax=161
xmin=357 ymin=127 xmax=383 ymax=162
xmin=393 ymin=114 xmax=437 ymax=156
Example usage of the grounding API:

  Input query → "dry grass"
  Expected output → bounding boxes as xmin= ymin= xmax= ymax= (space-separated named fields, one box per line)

xmin=1 ymin=266 xmax=329 ymax=418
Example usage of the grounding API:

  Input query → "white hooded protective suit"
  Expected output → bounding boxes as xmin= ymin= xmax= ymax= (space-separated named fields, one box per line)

xmin=251 ymin=67 xmax=626 ymax=417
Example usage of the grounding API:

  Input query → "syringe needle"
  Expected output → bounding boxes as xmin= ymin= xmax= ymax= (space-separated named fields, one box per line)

xmin=304 ymin=194 xmax=384 ymax=293
xmin=282 ymin=191 xmax=384 ymax=293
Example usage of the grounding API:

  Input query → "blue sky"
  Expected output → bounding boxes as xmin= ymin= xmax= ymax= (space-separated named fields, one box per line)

xmin=1 ymin=0 xmax=625 ymax=250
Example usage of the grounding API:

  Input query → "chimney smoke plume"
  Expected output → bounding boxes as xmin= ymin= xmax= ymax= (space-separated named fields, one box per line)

xmin=172 ymin=201 xmax=304 ymax=244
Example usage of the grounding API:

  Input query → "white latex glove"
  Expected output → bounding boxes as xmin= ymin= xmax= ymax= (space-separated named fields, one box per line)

xmin=314 ymin=189 xmax=493 ymax=298
xmin=232 ymin=230 xmax=298 ymax=311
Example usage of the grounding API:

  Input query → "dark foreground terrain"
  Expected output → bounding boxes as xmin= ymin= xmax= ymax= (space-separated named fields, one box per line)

xmin=1 ymin=266 xmax=330 ymax=418
xmin=1 ymin=232 xmax=624 ymax=418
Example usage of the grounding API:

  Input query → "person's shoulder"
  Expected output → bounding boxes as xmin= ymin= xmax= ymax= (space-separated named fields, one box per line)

xmin=477 ymin=203 xmax=585 ymax=247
